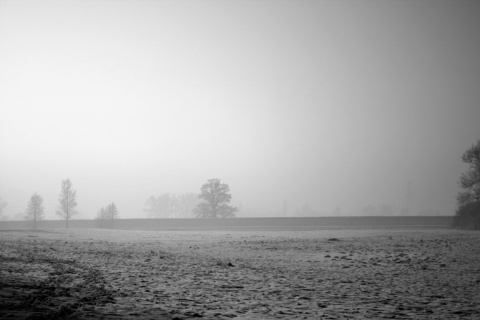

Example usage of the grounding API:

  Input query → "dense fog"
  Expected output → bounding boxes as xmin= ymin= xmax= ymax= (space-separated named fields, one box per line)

xmin=1 ymin=0 xmax=479 ymax=220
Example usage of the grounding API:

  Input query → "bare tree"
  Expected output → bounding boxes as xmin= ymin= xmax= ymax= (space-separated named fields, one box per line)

xmin=194 ymin=178 xmax=237 ymax=218
xmin=95 ymin=207 xmax=106 ymax=228
xmin=105 ymin=202 xmax=119 ymax=229
xmin=56 ymin=179 xmax=78 ymax=228
xmin=24 ymin=193 xmax=45 ymax=229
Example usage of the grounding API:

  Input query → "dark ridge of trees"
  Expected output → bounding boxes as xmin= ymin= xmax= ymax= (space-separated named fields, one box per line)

xmin=452 ymin=140 xmax=480 ymax=229
xmin=24 ymin=193 xmax=44 ymax=229
xmin=194 ymin=178 xmax=237 ymax=218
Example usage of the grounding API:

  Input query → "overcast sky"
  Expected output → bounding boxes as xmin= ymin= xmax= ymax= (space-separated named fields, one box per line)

xmin=1 ymin=0 xmax=479 ymax=220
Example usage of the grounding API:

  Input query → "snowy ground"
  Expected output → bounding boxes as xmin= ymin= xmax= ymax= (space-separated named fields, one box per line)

xmin=1 ymin=228 xmax=479 ymax=319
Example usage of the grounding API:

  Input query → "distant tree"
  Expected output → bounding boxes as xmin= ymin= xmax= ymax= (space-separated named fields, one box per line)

xmin=144 ymin=194 xmax=176 ymax=218
xmin=453 ymin=141 xmax=480 ymax=229
xmin=105 ymin=202 xmax=119 ymax=229
xmin=178 ymin=193 xmax=199 ymax=218
xmin=144 ymin=195 xmax=159 ymax=217
xmin=194 ymin=178 xmax=237 ymax=218
xmin=24 ymin=193 xmax=45 ymax=229
xmin=167 ymin=196 xmax=179 ymax=218
xmin=95 ymin=207 xmax=106 ymax=228
xmin=0 ymin=197 xmax=7 ymax=219
xmin=56 ymin=179 xmax=78 ymax=228
xmin=144 ymin=193 xmax=199 ymax=218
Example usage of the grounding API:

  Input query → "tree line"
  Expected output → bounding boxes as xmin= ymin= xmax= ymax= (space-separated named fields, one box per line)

xmin=144 ymin=193 xmax=199 ymax=218
xmin=19 ymin=179 xmax=83 ymax=229
xmin=144 ymin=179 xmax=237 ymax=218
xmin=95 ymin=203 xmax=119 ymax=229
xmin=143 ymin=179 xmax=237 ymax=219
xmin=5 ymin=177 xmax=237 ymax=229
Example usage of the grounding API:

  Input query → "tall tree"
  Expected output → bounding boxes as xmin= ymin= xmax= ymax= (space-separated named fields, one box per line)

xmin=24 ymin=193 xmax=45 ymax=229
xmin=453 ymin=141 xmax=480 ymax=229
xmin=194 ymin=178 xmax=237 ymax=218
xmin=105 ymin=202 xmax=119 ymax=229
xmin=56 ymin=179 xmax=78 ymax=228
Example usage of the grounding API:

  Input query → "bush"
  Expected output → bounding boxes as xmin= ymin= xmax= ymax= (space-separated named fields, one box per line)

xmin=452 ymin=201 xmax=480 ymax=230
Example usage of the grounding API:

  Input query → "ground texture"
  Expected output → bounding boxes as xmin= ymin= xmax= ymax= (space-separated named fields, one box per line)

xmin=1 ymin=228 xmax=479 ymax=319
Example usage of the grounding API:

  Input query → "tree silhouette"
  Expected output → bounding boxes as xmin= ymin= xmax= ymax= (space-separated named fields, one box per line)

xmin=194 ymin=179 xmax=237 ymax=218
xmin=453 ymin=141 xmax=480 ymax=229
xmin=95 ymin=207 xmax=106 ymax=228
xmin=56 ymin=179 xmax=78 ymax=228
xmin=25 ymin=193 xmax=44 ymax=229
xmin=106 ymin=202 xmax=119 ymax=229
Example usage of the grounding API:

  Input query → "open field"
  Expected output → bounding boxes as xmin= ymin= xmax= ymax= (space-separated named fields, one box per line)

xmin=0 ymin=216 xmax=453 ymax=231
xmin=1 ymin=227 xmax=479 ymax=319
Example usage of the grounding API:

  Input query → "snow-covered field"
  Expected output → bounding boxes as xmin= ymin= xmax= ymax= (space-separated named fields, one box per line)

xmin=1 ymin=228 xmax=479 ymax=319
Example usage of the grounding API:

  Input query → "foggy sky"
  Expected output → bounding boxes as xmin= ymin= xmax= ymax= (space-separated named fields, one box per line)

xmin=1 ymin=0 xmax=479 ymax=220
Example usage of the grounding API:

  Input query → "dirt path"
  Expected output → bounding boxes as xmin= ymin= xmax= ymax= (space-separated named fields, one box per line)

xmin=1 ymin=228 xmax=479 ymax=319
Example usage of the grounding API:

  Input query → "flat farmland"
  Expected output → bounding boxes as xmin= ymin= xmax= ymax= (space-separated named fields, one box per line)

xmin=0 ymin=216 xmax=453 ymax=231
xmin=1 ymin=227 xmax=479 ymax=319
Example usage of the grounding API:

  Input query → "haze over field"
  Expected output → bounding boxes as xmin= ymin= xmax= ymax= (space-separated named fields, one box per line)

xmin=1 ymin=0 xmax=479 ymax=220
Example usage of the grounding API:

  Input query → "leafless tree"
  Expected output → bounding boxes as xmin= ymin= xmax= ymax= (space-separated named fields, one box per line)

xmin=105 ymin=202 xmax=119 ymax=229
xmin=56 ymin=179 xmax=78 ymax=228
xmin=194 ymin=178 xmax=237 ymax=218
xmin=95 ymin=207 xmax=106 ymax=228
xmin=24 ymin=193 xmax=45 ymax=229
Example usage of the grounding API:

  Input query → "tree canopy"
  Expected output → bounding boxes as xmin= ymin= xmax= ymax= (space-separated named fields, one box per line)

xmin=194 ymin=178 xmax=237 ymax=218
